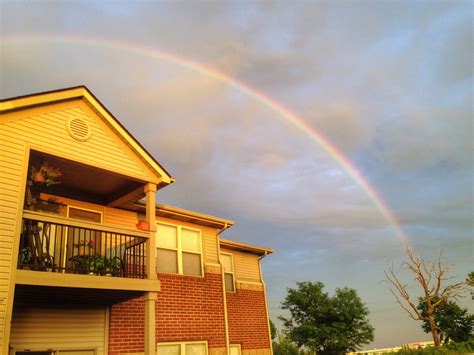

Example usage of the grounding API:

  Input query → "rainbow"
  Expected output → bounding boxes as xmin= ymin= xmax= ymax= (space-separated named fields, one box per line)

xmin=4 ymin=34 xmax=409 ymax=244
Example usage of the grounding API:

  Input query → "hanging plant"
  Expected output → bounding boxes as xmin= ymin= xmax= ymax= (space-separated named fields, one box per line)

xmin=30 ymin=163 xmax=62 ymax=187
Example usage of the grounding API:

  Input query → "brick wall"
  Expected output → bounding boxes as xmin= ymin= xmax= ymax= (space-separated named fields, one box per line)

xmin=227 ymin=287 xmax=271 ymax=350
xmin=108 ymin=271 xmax=226 ymax=353
xmin=156 ymin=272 xmax=226 ymax=347
xmin=109 ymin=297 xmax=145 ymax=354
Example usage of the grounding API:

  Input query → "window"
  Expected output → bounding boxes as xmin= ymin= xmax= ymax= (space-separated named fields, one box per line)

xmin=229 ymin=345 xmax=241 ymax=355
xmin=68 ymin=206 xmax=102 ymax=223
xmin=220 ymin=253 xmax=235 ymax=292
xmin=156 ymin=223 xmax=203 ymax=276
xmin=157 ymin=342 xmax=207 ymax=355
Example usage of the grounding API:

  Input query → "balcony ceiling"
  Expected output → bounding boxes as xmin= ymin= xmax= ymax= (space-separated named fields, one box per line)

xmin=15 ymin=284 xmax=144 ymax=306
xmin=30 ymin=150 xmax=144 ymax=206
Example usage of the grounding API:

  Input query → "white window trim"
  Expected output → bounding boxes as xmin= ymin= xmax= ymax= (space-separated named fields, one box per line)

xmin=156 ymin=222 xmax=204 ymax=277
xmin=66 ymin=205 xmax=103 ymax=223
xmin=156 ymin=340 xmax=208 ymax=355
xmin=229 ymin=344 xmax=242 ymax=355
xmin=64 ymin=205 xmax=103 ymax=269
xmin=220 ymin=252 xmax=236 ymax=293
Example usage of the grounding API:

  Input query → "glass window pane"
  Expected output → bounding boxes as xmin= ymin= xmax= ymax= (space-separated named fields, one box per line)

xmin=220 ymin=254 xmax=233 ymax=272
xmin=158 ymin=344 xmax=181 ymax=355
xmin=157 ymin=224 xmax=178 ymax=249
xmin=181 ymin=228 xmax=201 ymax=252
xmin=157 ymin=248 xmax=178 ymax=274
xmin=185 ymin=343 xmax=206 ymax=355
xmin=182 ymin=252 xmax=202 ymax=276
xmin=225 ymin=273 xmax=235 ymax=292
xmin=68 ymin=207 xmax=102 ymax=223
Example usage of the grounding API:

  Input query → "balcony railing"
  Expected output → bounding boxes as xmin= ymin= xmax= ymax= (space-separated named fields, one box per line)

xmin=18 ymin=211 xmax=148 ymax=279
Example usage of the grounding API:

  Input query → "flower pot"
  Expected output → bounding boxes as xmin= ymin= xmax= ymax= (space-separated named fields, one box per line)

xmin=136 ymin=220 xmax=149 ymax=231
xmin=33 ymin=172 xmax=45 ymax=183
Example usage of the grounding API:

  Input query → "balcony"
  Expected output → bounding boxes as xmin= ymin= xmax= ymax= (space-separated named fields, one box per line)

xmin=18 ymin=210 xmax=148 ymax=278
xmin=15 ymin=211 xmax=160 ymax=303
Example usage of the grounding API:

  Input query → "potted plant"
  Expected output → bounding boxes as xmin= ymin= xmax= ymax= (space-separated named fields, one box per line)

xmin=30 ymin=163 xmax=62 ymax=187
xmin=86 ymin=255 xmax=106 ymax=275
xmin=104 ymin=257 xmax=122 ymax=276
xmin=73 ymin=239 xmax=95 ymax=256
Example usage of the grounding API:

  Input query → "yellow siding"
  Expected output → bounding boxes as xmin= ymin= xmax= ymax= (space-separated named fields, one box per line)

xmin=1 ymin=100 xmax=155 ymax=182
xmin=40 ymin=193 xmax=139 ymax=230
xmin=103 ymin=206 xmax=139 ymax=230
xmin=203 ymin=230 xmax=219 ymax=264
xmin=0 ymin=99 xmax=156 ymax=351
xmin=242 ymin=349 xmax=271 ymax=355
xmin=10 ymin=306 xmax=107 ymax=354
xmin=0 ymin=126 xmax=26 ymax=352
xmin=156 ymin=217 xmax=218 ymax=264
xmin=220 ymin=248 xmax=261 ymax=283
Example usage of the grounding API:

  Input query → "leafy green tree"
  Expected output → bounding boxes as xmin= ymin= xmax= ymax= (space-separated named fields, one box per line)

xmin=279 ymin=281 xmax=374 ymax=355
xmin=269 ymin=319 xmax=277 ymax=341
xmin=418 ymin=297 xmax=473 ymax=343
xmin=272 ymin=335 xmax=301 ymax=355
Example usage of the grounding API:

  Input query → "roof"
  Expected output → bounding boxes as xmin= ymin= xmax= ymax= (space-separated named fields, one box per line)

xmin=0 ymin=86 xmax=174 ymax=188
xmin=132 ymin=201 xmax=235 ymax=230
xmin=156 ymin=203 xmax=235 ymax=230
xmin=219 ymin=238 xmax=274 ymax=256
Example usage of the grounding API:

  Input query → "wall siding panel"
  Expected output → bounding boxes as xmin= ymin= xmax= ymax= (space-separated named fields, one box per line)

xmin=10 ymin=305 xmax=106 ymax=354
xmin=1 ymin=101 xmax=154 ymax=181
xmin=0 ymin=124 xmax=25 ymax=353
xmin=220 ymin=248 xmax=261 ymax=283
xmin=40 ymin=194 xmax=139 ymax=231
xmin=204 ymin=231 xmax=219 ymax=264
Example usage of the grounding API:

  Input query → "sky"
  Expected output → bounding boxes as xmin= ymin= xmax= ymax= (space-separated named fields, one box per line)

xmin=1 ymin=0 xmax=472 ymax=349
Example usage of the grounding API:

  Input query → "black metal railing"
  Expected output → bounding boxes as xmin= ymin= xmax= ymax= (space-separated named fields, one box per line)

xmin=18 ymin=216 xmax=147 ymax=278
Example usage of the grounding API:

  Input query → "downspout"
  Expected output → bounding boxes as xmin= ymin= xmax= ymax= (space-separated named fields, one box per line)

xmin=258 ymin=251 xmax=273 ymax=354
xmin=217 ymin=223 xmax=231 ymax=355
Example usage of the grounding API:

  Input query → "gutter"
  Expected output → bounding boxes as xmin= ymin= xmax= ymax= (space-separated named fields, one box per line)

xmin=217 ymin=222 xmax=231 ymax=236
xmin=258 ymin=251 xmax=274 ymax=354
xmin=217 ymin=223 xmax=231 ymax=355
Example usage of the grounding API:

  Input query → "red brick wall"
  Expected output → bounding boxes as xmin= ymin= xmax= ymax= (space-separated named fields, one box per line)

xmin=109 ymin=297 xmax=145 ymax=354
xmin=108 ymin=272 xmax=226 ymax=353
xmin=227 ymin=288 xmax=271 ymax=350
xmin=156 ymin=272 xmax=226 ymax=348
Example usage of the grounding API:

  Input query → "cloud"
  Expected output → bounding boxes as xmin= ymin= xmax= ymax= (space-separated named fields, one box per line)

xmin=374 ymin=106 xmax=473 ymax=171
xmin=1 ymin=2 xmax=473 ymax=348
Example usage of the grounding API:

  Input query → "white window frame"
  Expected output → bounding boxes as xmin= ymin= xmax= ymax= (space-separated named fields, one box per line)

xmin=156 ymin=222 xmax=204 ymax=277
xmin=63 ymin=205 xmax=103 ymax=269
xmin=156 ymin=340 xmax=208 ymax=355
xmin=229 ymin=344 xmax=242 ymax=355
xmin=220 ymin=252 xmax=236 ymax=293
xmin=67 ymin=205 xmax=103 ymax=223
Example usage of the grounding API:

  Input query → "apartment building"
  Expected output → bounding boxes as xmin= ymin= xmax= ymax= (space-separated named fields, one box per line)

xmin=0 ymin=87 xmax=273 ymax=355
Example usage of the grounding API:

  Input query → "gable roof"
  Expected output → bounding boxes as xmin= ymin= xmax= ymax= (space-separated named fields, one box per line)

xmin=0 ymin=86 xmax=174 ymax=187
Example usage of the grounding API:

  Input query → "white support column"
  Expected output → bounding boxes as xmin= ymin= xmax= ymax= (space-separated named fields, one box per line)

xmin=144 ymin=291 xmax=157 ymax=354
xmin=144 ymin=183 xmax=157 ymax=280
xmin=144 ymin=183 xmax=157 ymax=354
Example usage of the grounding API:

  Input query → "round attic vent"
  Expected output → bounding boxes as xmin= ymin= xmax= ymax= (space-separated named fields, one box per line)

xmin=67 ymin=118 xmax=91 ymax=141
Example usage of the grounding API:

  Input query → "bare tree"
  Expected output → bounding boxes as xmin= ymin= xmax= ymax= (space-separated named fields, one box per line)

xmin=385 ymin=247 xmax=466 ymax=346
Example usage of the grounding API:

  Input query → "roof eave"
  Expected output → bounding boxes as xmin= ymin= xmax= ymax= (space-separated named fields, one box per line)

xmin=219 ymin=238 xmax=274 ymax=256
